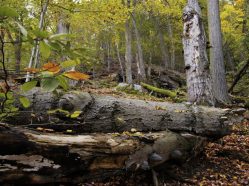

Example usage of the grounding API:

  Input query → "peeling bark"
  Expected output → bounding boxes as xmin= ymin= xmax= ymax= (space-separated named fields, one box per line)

xmin=182 ymin=0 xmax=215 ymax=106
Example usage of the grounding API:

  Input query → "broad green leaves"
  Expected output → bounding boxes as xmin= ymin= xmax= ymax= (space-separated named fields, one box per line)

xmin=40 ymin=41 xmax=51 ymax=59
xmin=21 ymin=81 xmax=38 ymax=92
xmin=41 ymin=78 xmax=60 ymax=92
xmin=56 ymin=75 xmax=69 ymax=90
xmin=0 ymin=7 xmax=18 ymax=18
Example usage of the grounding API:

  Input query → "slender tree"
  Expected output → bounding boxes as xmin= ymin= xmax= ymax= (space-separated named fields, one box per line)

xmin=208 ymin=0 xmax=230 ymax=104
xmin=131 ymin=12 xmax=146 ymax=81
xmin=124 ymin=0 xmax=133 ymax=84
xmin=26 ymin=0 xmax=49 ymax=82
xmin=182 ymin=0 xmax=215 ymax=105
xmin=154 ymin=16 xmax=170 ymax=69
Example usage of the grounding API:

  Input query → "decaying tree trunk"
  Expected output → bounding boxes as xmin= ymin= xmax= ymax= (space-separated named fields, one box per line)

xmin=9 ymin=89 xmax=241 ymax=138
xmin=0 ymin=123 xmax=205 ymax=184
xmin=1 ymin=89 xmax=244 ymax=184
xmin=182 ymin=0 xmax=215 ymax=106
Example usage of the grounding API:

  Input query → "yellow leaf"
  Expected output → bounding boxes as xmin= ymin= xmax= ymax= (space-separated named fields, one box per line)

xmin=42 ymin=62 xmax=60 ymax=74
xmin=63 ymin=71 xmax=90 ymax=80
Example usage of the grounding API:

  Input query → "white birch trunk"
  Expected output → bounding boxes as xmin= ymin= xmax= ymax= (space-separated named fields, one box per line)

xmin=182 ymin=0 xmax=215 ymax=106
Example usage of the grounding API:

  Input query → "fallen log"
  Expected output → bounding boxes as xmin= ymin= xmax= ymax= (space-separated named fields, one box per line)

xmin=0 ymin=123 xmax=206 ymax=184
xmin=140 ymin=82 xmax=177 ymax=99
xmin=1 ymin=89 xmax=244 ymax=184
xmin=8 ymin=88 xmax=243 ymax=138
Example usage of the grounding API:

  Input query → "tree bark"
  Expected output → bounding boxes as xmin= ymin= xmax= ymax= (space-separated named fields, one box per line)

xmin=167 ymin=19 xmax=175 ymax=70
xmin=0 ymin=123 xmax=206 ymax=184
xmin=208 ymin=0 xmax=230 ymax=104
xmin=8 ymin=89 xmax=241 ymax=138
xmin=154 ymin=17 xmax=170 ymax=69
xmin=182 ymin=0 xmax=215 ymax=106
xmin=125 ymin=1 xmax=133 ymax=84
xmin=131 ymin=12 xmax=146 ymax=81
xmin=115 ymin=42 xmax=125 ymax=82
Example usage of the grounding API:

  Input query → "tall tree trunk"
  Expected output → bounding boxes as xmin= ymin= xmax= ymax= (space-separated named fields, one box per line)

xmin=154 ymin=17 xmax=170 ymax=69
xmin=115 ymin=42 xmax=125 ymax=82
xmin=26 ymin=0 xmax=49 ymax=82
xmin=124 ymin=1 xmax=133 ymax=84
xmin=208 ymin=0 xmax=230 ymax=104
xmin=131 ymin=13 xmax=146 ymax=81
xmin=182 ymin=0 xmax=215 ymax=106
xmin=57 ymin=13 xmax=70 ymax=60
xmin=167 ymin=19 xmax=175 ymax=70
xmin=107 ymin=42 xmax=111 ymax=72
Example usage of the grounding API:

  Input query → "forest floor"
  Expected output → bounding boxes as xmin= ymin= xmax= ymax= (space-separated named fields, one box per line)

xmin=79 ymin=77 xmax=249 ymax=186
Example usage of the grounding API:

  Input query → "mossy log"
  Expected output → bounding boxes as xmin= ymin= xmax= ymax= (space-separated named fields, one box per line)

xmin=141 ymin=82 xmax=177 ymax=99
xmin=0 ymin=123 xmax=205 ymax=184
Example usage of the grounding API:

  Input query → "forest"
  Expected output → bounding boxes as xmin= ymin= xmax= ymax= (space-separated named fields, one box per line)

xmin=0 ymin=0 xmax=249 ymax=185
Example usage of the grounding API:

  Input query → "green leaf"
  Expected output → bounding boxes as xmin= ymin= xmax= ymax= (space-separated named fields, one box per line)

xmin=0 ymin=7 xmax=18 ymax=17
xmin=49 ymin=41 xmax=62 ymax=51
xmin=40 ymin=41 xmax=51 ymax=59
xmin=16 ymin=22 xmax=27 ymax=36
xmin=49 ymin=33 xmax=71 ymax=40
xmin=21 ymin=80 xmax=38 ymax=92
xmin=19 ymin=97 xmax=31 ymax=108
xmin=7 ymin=92 xmax=14 ymax=99
xmin=60 ymin=60 xmax=78 ymax=69
xmin=70 ymin=111 xmax=82 ymax=118
xmin=56 ymin=75 xmax=69 ymax=90
xmin=41 ymin=78 xmax=59 ymax=92
xmin=32 ymin=29 xmax=49 ymax=39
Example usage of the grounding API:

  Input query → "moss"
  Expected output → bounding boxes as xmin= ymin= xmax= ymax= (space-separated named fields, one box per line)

xmin=141 ymin=82 xmax=177 ymax=99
